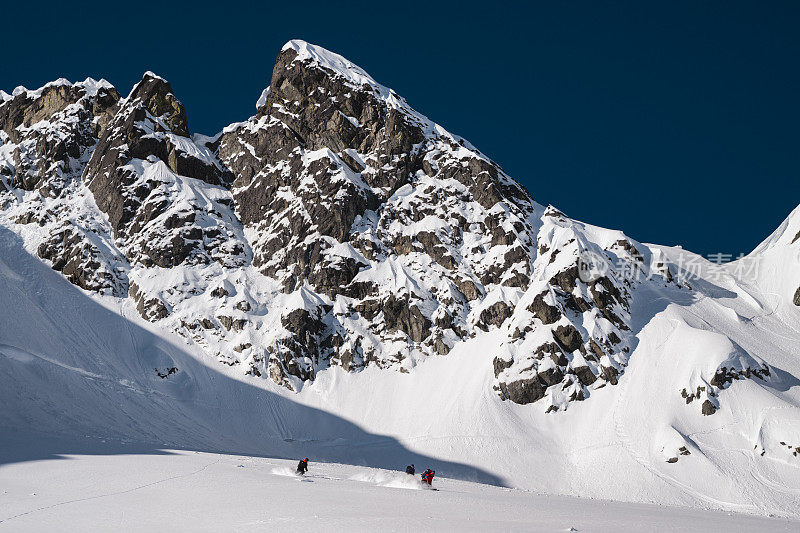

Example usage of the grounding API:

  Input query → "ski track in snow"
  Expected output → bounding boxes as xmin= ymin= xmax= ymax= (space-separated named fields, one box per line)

xmin=0 ymin=455 xmax=224 ymax=526
xmin=1 ymin=451 xmax=798 ymax=532
xmin=611 ymin=320 xmax=759 ymax=514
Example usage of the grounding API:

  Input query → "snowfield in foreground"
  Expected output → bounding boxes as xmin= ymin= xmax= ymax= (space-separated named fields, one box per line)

xmin=1 ymin=437 xmax=797 ymax=533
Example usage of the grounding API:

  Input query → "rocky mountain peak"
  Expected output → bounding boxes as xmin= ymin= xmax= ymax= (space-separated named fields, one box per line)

xmin=208 ymin=41 xmax=662 ymax=404
xmin=0 ymin=77 xmax=126 ymax=293
xmin=0 ymin=78 xmax=118 ymax=142
xmin=3 ymin=41 xmax=768 ymax=413
xmin=81 ymin=71 xmax=241 ymax=272
xmin=127 ymin=72 xmax=190 ymax=138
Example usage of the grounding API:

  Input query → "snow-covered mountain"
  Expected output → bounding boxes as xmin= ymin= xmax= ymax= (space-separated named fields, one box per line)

xmin=1 ymin=40 xmax=799 ymax=519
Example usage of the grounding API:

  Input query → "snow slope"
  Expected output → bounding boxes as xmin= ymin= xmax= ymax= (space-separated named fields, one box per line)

xmin=2 ymin=207 xmax=800 ymax=524
xmin=0 ymin=225 xmax=499 ymax=482
xmin=1 ymin=446 xmax=797 ymax=532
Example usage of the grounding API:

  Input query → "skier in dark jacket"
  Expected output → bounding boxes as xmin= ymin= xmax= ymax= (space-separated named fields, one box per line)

xmin=405 ymin=464 xmax=415 ymax=475
xmin=421 ymin=469 xmax=435 ymax=485
xmin=296 ymin=458 xmax=309 ymax=475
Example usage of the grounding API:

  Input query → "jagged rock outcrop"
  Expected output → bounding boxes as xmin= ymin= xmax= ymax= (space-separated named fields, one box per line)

xmin=84 ymin=73 xmax=244 ymax=270
xmin=0 ymin=79 xmax=128 ymax=295
xmin=680 ymin=345 xmax=771 ymax=416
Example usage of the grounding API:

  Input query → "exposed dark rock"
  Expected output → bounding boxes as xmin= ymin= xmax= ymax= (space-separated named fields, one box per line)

xmin=535 ymin=342 xmax=568 ymax=366
xmin=129 ymin=281 xmax=169 ymax=320
xmin=553 ymin=324 xmax=583 ymax=353
xmin=709 ymin=364 xmax=770 ymax=388
xmin=614 ymin=239 xmax=644 ymax=262
xmin=0 ymin=42 xmax=654 ymax=407
xmin=83 ymin=72 xmax=236 ymax=270
xmin=268 ymin=341 xmax=314 ymax=390
xmin=493 ymin=356 xmax=513 ymax=378
xmin=218 ymin=315 xmax=247 ymax=331
xmin=502 ymin=271 xmax=530 ymax=288
xmin=549 ymin=265 xmax=578 ymax=294
xmin=572 ymin=365 xmax=597 ymax=386
xmin=392 ymin=235 xmax=416 ymax=255
xmin=502 ymin=377 xmax=546 ymax=405
xmin=600 ymin=365 xmax=619 ymax=385
xmin=455 ymin=278 xmax=482 ymax=301
xmin=355 ymin=299 xmax=382 ymax=320
xmin=341 ymin=280 xmax=378 ymax=300
xmin=528 ymin=292 xmax=560 ymax=324
xmin=416 ymin=231 xmax=456 ymax=270
xmin=433 ymin=335 xmax=450 ymax=355
xmin=308 ymin=256 xmax=366 ymax=296
xmin=537 ymin=366 xmax=565 ymax=387
xmin=37 ymin=224 xmax=126 ymax=295
xmin=0 ymin=83 xmax=101 ymax=141
xmin=794 ymin=286 xmax=800 ymax=306
xmin=589 ymin=339 xmax=606 ymax=359
xmin=210 ymin=287 xmax=229 ymax=298
xmin=589 ymin=277 xmax=627 ymax=329
xmin=701 ymin=399 xmax=717 ymax=416
xmin=435 ymin=312 xmax=454 ymax=329
xmin=337 ymin=347 xmax=361 ymax=371
xmin=382 ymin=295 xmax=431 ymax=343
xmin=0 ymin=80 xmax=119 ymax=206
xmin=479 ymin=301 xmax=512 ymax=330
xmin=282 ymin=309 xmax=324 ymax=342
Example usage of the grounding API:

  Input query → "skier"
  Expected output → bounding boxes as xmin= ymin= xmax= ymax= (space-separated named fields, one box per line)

xmin=405 ymin=464 xmax=415 ymax=475
xmin=296 ymin=458 xmax=309 ymax=475
xmin=421 ymin=468 xmax=435 ymax=486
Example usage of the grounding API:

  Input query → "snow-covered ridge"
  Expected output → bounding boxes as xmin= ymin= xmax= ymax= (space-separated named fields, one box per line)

xmin=282 ymin=39 xmax=381 ymax=90
xmin=279 ymin=39 xmax=437 ymax=131
xmin=142 ymin=70 xmax=167 ymax=82
xmin=255 ymin=86 xmax=270 ymax=110
xmin=750 ymin=203 xmax=800 ymax=254
xmin=0 ymin=77 xmax=115 ymax=103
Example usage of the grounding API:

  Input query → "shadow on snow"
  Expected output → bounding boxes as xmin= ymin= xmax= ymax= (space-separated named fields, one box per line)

xmin=0 ymin=226 xmax=504 ymax=486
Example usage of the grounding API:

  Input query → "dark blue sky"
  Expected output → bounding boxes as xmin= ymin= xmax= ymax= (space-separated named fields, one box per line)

xmin=2 ymin=1 xmax=797 ymax=256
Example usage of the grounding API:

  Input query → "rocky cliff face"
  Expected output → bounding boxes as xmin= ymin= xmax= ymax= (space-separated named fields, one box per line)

xmin=0 ymin=78 xmax=127 ymax=294
xmin=210 ymin=41 xmax=678 ymax=405
xmin=0 ymin=41 xmax=776 ymax=411
xmin=83 ymin=72 xmax=245 ymax=271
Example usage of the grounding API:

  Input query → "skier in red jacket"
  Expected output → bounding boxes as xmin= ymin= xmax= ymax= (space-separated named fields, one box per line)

xmin=421 ymin=469 xmax=435 ymax=485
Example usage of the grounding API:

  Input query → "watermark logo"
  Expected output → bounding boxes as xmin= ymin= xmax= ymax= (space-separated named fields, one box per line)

xmin=578 ymin=250 xmax=608 ymax=283
xmin=577 ymin=249 xmax=770 ymax=286
xmin=674 ymin=252 xmax=762 ymax=284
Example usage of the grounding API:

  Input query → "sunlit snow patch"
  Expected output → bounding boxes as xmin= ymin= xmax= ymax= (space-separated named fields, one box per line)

xmin=350 ymin=470 xmax=423 ymax=490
